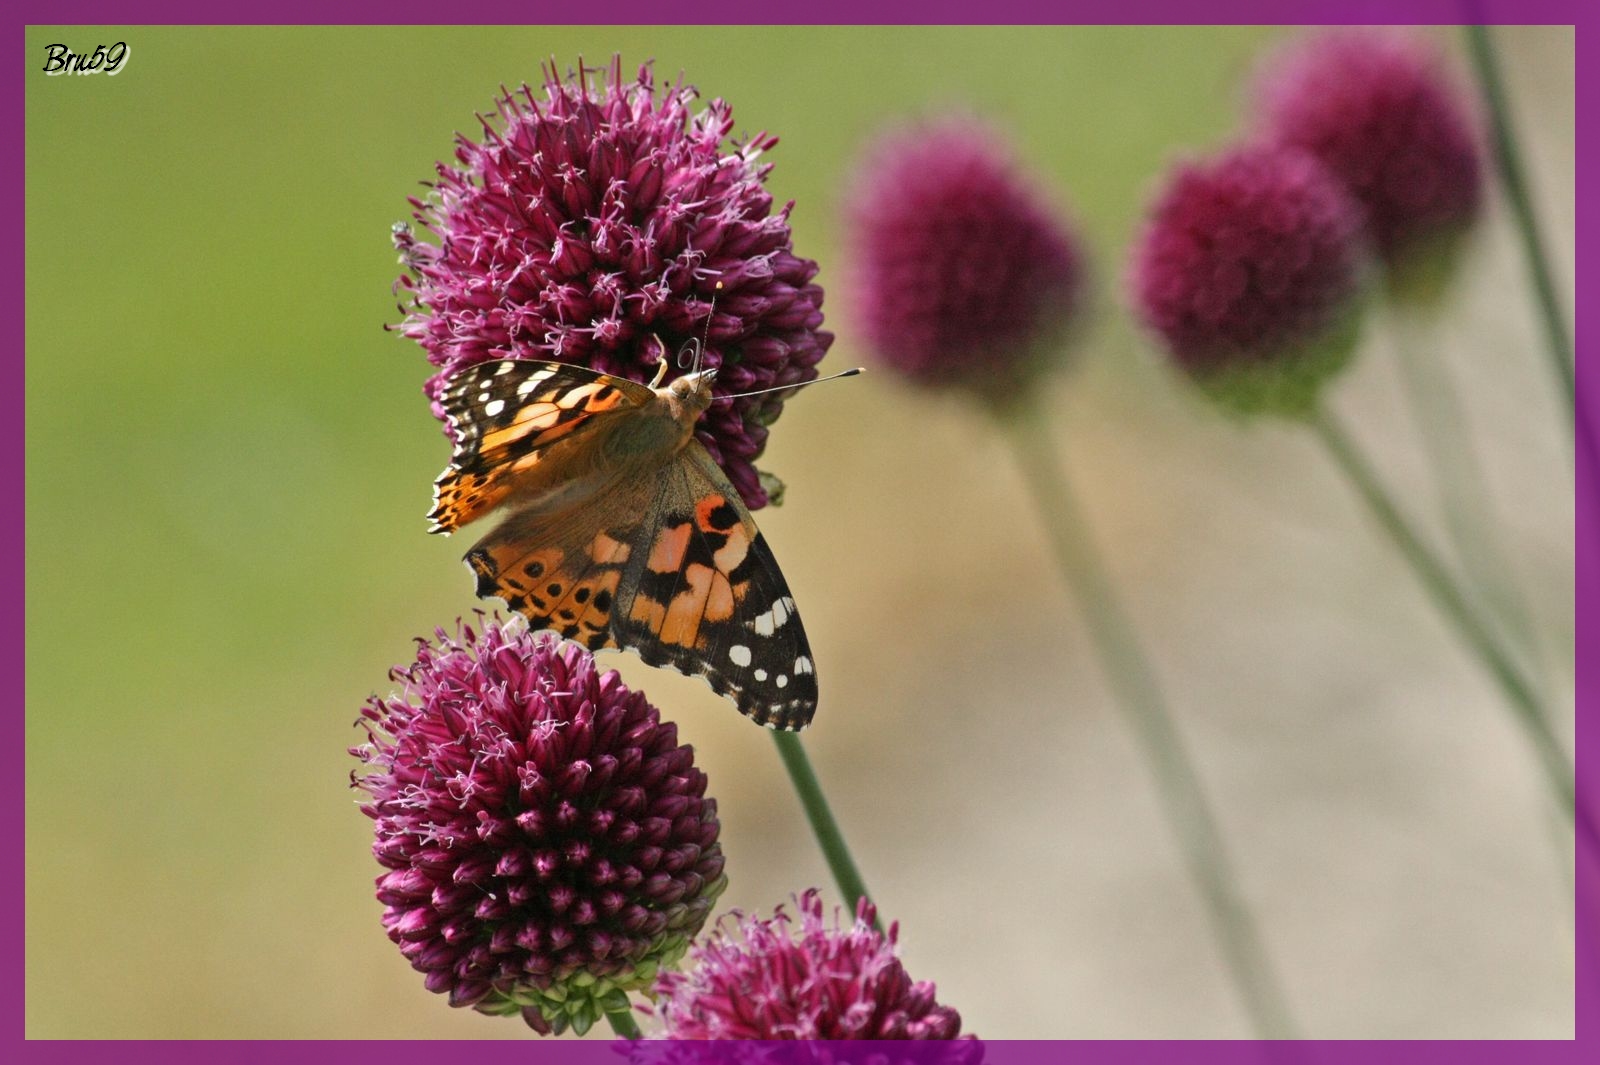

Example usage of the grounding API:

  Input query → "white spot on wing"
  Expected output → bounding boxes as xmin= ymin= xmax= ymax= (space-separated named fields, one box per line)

xmin=728 ymin=645 xmax=752 ymax=667
xmin=794 ymin=656 xmax=813 ymax=675
xmin=484 ymin=399 xmax=505 ymax=417
xmin=776 ymin=675 xmax=788 ymax=688
xmin=752 ymin=596 xmax=796 ymax=636
xmin=754 ymin=668 xmax=767 ymax=682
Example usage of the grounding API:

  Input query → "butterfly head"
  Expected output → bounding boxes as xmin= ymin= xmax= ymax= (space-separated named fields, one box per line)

xmin=663 ymin=367 xmax=719 ymax=422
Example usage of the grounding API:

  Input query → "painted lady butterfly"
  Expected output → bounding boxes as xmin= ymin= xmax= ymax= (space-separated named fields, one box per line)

xmin=427 ymin=357 xmax=822 ymax=730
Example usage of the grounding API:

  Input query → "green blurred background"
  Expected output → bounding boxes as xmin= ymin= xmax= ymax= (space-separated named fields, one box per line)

xmin=25 ymin=25 xmax=1573 ymax=1039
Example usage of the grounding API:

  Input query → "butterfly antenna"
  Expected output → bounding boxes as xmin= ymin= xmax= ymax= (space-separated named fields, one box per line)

xmin=679 ymin=281 xmax=723 ymax=375
xmin=697 ymin=282 xmax=721 ymax=376
xmin=714 ymin=367 xmax=865 ymax=402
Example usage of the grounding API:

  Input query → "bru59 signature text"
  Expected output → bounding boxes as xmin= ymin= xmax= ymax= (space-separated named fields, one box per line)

xmin=42 ymin=43 xmax=131 ymax=76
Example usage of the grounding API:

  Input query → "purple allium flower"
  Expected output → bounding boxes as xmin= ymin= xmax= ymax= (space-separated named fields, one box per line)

xmin=652 ymin=891 xmax=972 ymax=1040
xmin=845 ymin=120 xmax=1084 ymax=400
xmin=1129 ymin=144 xmax=1366 ymax=414
xmin=1257 ymin=30 xmax=1483 ymax=268
xmin=351 ymin=617 xmax=726 ymax=1034
xmin=393 ymin=57 xmax=832 ymax=510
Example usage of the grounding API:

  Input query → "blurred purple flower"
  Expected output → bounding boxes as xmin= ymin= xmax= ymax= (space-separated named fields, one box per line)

xmin=1129 ymin=144 xmax=1365 ymax=413
xmin=845 ymin=120 xmax=1084 ymax=400
xmin=393 ymin=57 xmax=832 ymax=510
xmin=653 ymin=891 xmax=971 ymax=1040
xmin=351 ymin=617 xmax=725 ymax=1034
xmin=1257 ymin=30 xmax=1483 ymax=267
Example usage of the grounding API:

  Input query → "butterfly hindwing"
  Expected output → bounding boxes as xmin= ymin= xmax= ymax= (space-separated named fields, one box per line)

xmin=611 ymin=445 xmax=818 ymax=730
xmin=429 ymin=360 xmax=652 ymax=534
xmin=462 ymin=496 xmax=655 ymax=652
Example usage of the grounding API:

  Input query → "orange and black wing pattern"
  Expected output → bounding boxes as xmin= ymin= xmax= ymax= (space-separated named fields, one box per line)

xmin=463 ymin=511 xmax=647 ymax=653
xmin=427 ymin=360 xmax=650 ymax=534
xmin=611 ymin=446 xmax=818 ymax=730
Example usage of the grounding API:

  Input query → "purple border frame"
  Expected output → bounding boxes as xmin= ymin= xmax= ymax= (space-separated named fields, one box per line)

xmin=17 ymin=0 xmax=1588 ymax=1056
xmin=12 ymin=0 xmax=1593 ymax=27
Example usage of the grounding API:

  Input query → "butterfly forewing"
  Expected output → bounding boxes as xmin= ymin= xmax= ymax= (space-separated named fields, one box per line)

xmin=428 ymin=361 xmax=651 ymax=534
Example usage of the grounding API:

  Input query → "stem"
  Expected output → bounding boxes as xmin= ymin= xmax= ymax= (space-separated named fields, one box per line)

xmin=1384 ymin=305 xmax=1545 ymax=683
xmin=1002 ymin=395 xmax=1299 ymax=1041
xmin=603 ymin=1004 xmax=641 ymax=1040
xmin=771 ymin=731 xmax=880 ymax=928
xmin=1309 ymin=406 xmax=1578 ymax=826
xmin=1462 ymin=24 xmax=1575 ymax=426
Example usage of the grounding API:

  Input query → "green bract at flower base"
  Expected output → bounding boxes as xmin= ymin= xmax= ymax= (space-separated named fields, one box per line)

xmin=474 ymin=938 xmax=711 ymax=1036
xmin=1182 ymin=307 xmax=1365 ymax=420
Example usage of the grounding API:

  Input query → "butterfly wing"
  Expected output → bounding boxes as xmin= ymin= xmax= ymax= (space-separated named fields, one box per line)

xmin=462 ymin=481 xmax=656 ymax=652
xmin=428 ymin=360 xmax=652 ymax=534
xmin=611 ymin=444 xmax=818 ymax=730
xmin=449 ymin=370 xmax=819 ymax=729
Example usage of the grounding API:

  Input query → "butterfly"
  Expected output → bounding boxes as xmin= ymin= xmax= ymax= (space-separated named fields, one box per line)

xmin=426 ymin=357 xmax=820 ymax=730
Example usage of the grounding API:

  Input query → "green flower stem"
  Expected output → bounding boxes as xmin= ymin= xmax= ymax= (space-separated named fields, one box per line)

xmin=1384 ymin=305 xmax=1545 ymax=683
xmin=772 ymin=731 xmax=880 ymax=929
xmin=1002 ymin=394 xmax=1299 ymax=1041
xmin=1463 ymin=24 xmax=1575 ymax=425
xmin=603 ymin=1004 xmax=642 ymax=1040
xmin=1308 ymin=405 xmax=1576 ymax=823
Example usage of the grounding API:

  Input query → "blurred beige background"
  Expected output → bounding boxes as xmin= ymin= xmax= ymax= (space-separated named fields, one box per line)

xmin=25 ymin=25 xmax=1572 ymax=1038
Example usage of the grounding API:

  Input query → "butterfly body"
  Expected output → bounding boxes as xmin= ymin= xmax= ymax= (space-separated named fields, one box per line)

xmin=428 ymin=359 xmax=818 ymax=730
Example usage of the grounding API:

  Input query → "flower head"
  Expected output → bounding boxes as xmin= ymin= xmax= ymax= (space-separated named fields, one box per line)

xmin=845 ymin=120 xmax=1085 ymax=400
xmin=653 ymin=891 xmax=971 ymax=1040
xmin=1129 ymin=144 xmax=1365 ymax=415
xmin=351 ymin=618 xmax=726 ymax=1034
xmin=394 ymin=57 xmax=832 ymax=510
xmin=1256 ymin=30 xmax=1483 ymax=274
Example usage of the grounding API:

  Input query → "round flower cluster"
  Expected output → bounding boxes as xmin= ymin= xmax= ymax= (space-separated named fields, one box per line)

xmin=394 ymin=57 xmax=832 ymax=510
xmin=846 ymin=121 xmax=1084 ymax=400
xmin=1257 ymin=30 xmax=1483 ymax=270
xmin=352 ymin=618 xmax=726 ymax=1034
xmin=653 ymin=891 xmax=972 ymax=1040
xmin=1129 ymin=144 xmax=1365 ymax=414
